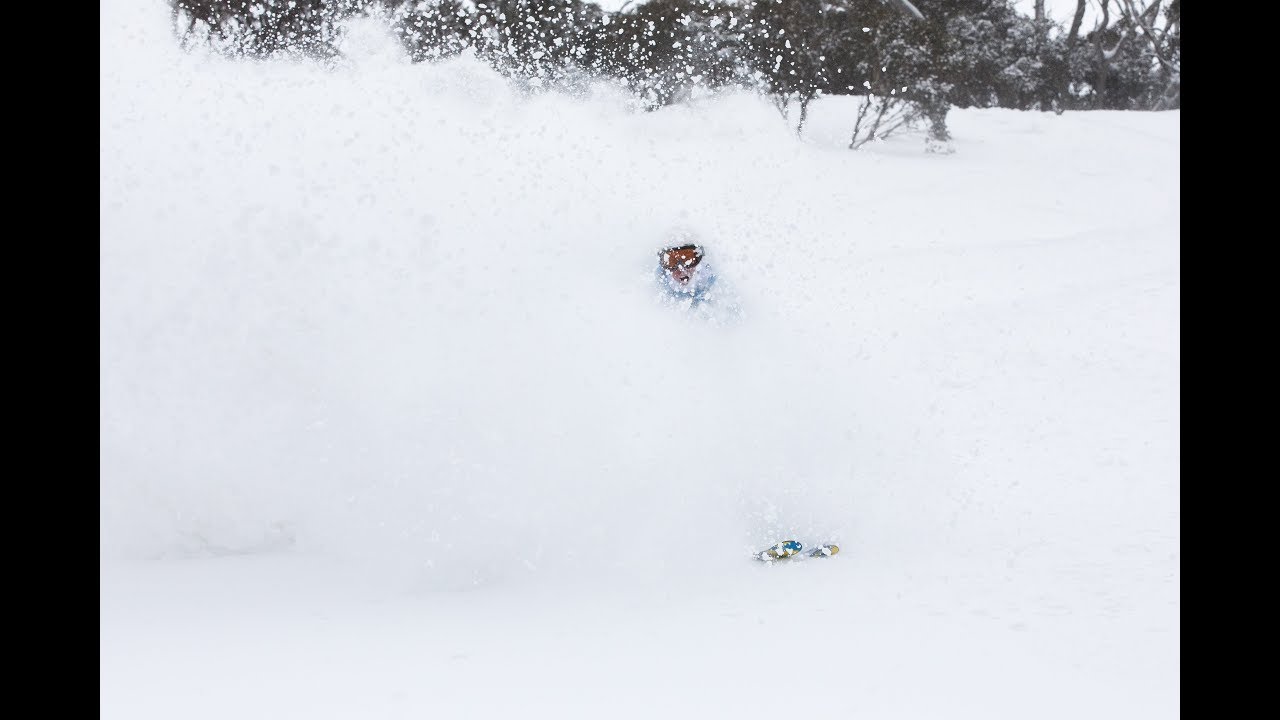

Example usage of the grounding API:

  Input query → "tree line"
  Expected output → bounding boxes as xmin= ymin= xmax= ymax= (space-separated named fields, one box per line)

xmin=170 ymin=0 xmax=1179 ymax=150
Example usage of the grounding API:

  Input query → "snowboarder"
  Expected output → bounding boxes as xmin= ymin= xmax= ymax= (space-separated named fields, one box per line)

xmin=656 ymin=242 xmax=715 ymax=306
xmin=654 ymin=232 xmax=741 ymax=321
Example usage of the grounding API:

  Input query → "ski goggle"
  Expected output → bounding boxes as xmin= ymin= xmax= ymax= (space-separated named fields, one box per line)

xmin=660 ymin=245 xmax=703 ymax=271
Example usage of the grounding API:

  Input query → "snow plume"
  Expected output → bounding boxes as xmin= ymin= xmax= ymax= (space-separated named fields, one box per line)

xmin=101 ymin=1 xmax=1178 ymax=599
xmin=101 ymin=4 xmax=896 ymax=590
xmin=102 ymin=5 xmax=1179 ymax=717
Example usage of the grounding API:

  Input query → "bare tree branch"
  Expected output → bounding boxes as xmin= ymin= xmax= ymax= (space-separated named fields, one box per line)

xmin=849 ymin=95 xmax=917 ymax=150
xmin=1119 ymin=0 xmax=1179 ymax=73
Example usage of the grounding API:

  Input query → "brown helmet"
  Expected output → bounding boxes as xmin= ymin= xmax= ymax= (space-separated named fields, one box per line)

xmin=659 ymin=243 xmax=704 ymax=271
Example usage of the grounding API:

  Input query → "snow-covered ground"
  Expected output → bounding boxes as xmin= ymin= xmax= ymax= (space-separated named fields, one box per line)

xmin=101 ymin=4 xmax=1179 ymax=718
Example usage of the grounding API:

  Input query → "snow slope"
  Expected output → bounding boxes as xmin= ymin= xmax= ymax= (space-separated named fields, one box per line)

xmin=101 ymin=4 xmax=1179 ymax=718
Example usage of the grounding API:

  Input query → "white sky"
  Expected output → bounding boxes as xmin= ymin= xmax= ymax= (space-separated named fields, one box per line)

xmin=101 ymin=2 xmax=1178 ymax=718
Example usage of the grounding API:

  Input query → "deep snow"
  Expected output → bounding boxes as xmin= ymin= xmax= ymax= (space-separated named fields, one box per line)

xmin=101 ymin=4 xmax=1179 ymax=718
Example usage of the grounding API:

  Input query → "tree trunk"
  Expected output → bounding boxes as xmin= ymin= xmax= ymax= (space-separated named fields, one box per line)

xmin=924 ymin=100 xmax=953 ymax=154
xmin=1067 ymin=0 xmax=1087 ymax=49
xmin=796 ymin=94 xmax=811 ymax=137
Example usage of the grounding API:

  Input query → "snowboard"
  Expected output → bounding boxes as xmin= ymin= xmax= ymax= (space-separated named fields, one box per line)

xmin=753 ymin=540 xmax=840 ymax=562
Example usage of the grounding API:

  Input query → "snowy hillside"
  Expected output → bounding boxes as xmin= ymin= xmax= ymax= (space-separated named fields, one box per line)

xmin=101 ymin=3 xmax=1179 ymax=718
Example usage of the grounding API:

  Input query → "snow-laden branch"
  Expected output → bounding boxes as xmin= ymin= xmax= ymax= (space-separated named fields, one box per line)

xmin=884 ymin=0 xmax=924 ymax=22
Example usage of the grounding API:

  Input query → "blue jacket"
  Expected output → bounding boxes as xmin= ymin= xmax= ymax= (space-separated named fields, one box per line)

xmin=654 ymin=264 xmax=743 ymax=325
xmin=655 ymin=264 xmax=719 ymax=309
